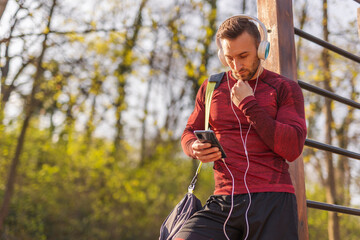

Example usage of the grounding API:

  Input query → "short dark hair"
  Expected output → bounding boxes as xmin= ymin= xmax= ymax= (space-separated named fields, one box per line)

xmin=216 ymin=16 xmax=261 ymax=46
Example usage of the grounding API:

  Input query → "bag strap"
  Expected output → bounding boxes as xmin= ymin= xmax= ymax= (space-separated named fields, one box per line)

xmin=205 ymin=72 xmax=224 ymax=130
xmin=188 ymin=72 xmax=225 ymax=193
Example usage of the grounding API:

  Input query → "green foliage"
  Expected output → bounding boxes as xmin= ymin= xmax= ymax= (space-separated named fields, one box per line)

xmin=0 ymin=124 xmax=213 ymax=239
xmin=306 ymin=184 xmax=328 ymax=239
xmin=306 ymin=183 xmax=360 ymax=240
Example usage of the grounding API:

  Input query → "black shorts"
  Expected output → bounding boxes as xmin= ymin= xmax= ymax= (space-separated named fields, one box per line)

xmin=174 ymin=192 xmax=298 ymax=240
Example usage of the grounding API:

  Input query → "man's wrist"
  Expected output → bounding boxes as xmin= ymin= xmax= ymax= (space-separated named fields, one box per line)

xmin=238 ymin=95 xmax=256 ymax=109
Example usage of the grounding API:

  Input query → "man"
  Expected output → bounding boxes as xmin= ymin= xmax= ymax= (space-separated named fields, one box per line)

xmin=175 ymin=16 xmax=307 ymax=240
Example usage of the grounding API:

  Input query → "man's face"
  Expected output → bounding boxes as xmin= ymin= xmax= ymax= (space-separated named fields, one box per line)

xmin=220 ymin=32 xmax=260 ymax=81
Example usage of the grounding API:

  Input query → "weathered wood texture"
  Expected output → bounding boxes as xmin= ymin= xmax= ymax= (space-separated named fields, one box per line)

xmin=257 ymin=1 xmax=309 ymax=239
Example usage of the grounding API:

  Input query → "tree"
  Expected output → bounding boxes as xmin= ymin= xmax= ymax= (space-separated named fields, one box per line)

xmin=0 ymin=0 xmax=58 ymax=231
xmin=320 ymin=1 xmax=340 ymax=239
xmin=112 ymin=0 xmax=149 ymax=158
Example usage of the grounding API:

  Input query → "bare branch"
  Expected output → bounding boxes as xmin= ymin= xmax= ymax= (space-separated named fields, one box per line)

xmin=0 ymin=27 xmax=127 ymax=44
xmin=0 ymin=0 xmax=9 ymax=21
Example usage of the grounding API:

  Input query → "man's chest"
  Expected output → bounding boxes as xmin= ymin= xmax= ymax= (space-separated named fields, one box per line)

xmin=208 ymin=83 xmax=278 ymax=129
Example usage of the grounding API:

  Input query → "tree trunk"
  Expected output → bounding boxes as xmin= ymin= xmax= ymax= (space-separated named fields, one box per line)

xmin=85 ymin=72 xmax=104 ymax=148
xmin=0 ymin=109 xmax=32 ymax=231
xmin=140 ymin=28 xmax=159 ymax=166
xmin=296 ymin=0 xmax=308 ymax=69
xmin=0 ymin=0 xmax=56 ymax=231
xmin=322 ymin=0 xmax=340 ymax=239
xmin=113 ymin=0 xmax=148 ymax=158
xmin=336 ymin=74 xmax=356 ymax=206
xmin=242 ymin=0 xmax=246 ymax=12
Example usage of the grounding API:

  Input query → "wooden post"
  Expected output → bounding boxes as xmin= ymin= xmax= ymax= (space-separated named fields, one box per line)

xmin=257 ymin=1 xmax=309 ymax=239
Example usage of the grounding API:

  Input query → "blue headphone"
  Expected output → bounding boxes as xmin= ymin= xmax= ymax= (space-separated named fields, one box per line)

xmin=216 ymin=14 xmax=270 ymax=66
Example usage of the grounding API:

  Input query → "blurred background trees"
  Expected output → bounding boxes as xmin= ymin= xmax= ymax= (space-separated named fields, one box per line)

xmin=0 ymin=0 xmax=359 ymax=239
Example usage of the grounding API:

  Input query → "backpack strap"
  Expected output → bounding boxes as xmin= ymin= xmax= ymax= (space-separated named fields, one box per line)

xmin=205 ymin=72 xmax=225 ymax=130
xmin=209 ymin=72 xmax=225 ymax=89
xmin=189 ymin=72 xmax=225 ymax=193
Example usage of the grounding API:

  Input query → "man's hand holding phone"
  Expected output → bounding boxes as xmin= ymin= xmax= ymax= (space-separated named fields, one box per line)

xmin=192 ymin=130 xmax=227 ymax=162
xmin=191 ymin=140 xmax=222 ymax=163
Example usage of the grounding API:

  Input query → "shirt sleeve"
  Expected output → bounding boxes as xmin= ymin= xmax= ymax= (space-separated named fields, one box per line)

xmin=238 ymin=80 xmax=307 ymax=162
xmin=181 ymin=82 xmax=208 ymax=158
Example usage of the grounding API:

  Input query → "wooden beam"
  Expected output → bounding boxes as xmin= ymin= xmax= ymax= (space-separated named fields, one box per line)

xmin=257 ymin=1 xmax=309 ymax=239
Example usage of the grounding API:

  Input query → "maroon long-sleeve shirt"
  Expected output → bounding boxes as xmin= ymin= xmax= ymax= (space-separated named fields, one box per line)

xmin=181 ymin=69 xmax=307 ymax=195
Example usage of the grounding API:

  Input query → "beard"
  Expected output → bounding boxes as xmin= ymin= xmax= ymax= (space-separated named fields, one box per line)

xmin=232 ymin=58 xmax=260 ymax=81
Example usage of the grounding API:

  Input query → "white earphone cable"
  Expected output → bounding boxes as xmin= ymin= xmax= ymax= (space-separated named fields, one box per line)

xmin=222 ymin=65 xmax=261 ymax=240
xmin=222 ymin=157 xmax=235 ymax=240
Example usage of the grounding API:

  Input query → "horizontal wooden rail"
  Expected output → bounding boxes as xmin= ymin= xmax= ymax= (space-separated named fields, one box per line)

xmin=305 ymin=139 xmax=360 ymax=160
xmin=298 ymin=80 xmax=360 ymax=109
xmin=294 ymin=28 xmax=360 ymax=64
xmin=307 ymin=200 xmax=360 ymax=216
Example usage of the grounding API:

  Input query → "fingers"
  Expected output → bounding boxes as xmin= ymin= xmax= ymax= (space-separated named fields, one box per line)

xmin=233 ymin=80 xmax=251 ymax=91
xmin=192 ymin=141 xmax=222 ymax=163
xmin=195 ymin=147 xmax=222 ymax=163
xmin=231 ymin=89 xmax=241 ymax=107
xmin=231 ymin=80 xmax=253 ymax=104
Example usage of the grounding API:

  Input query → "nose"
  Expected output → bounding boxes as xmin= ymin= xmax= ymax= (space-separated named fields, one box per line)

xmin=233 ymin=59 xmax=243 ymax=72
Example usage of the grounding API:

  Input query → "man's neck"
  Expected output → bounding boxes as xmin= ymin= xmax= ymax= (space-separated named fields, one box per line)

xmin=250 ymin=65 xmax=264 ymax=81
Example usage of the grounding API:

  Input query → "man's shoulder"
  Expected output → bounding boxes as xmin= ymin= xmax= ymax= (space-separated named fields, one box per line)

xmin=262 ymin=69 xmax=303 ymax=103
xmin=208 ymin=72 xmax=226 ymax=88
xmin=196 ymin=72 xmax=226 ymax=100
xmin=262 ymin=69 xmax=299 ymax=89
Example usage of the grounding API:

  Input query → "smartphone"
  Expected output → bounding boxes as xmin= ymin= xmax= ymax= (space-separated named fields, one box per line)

xmin=193 ymin=130 xmax=227 ymax=158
